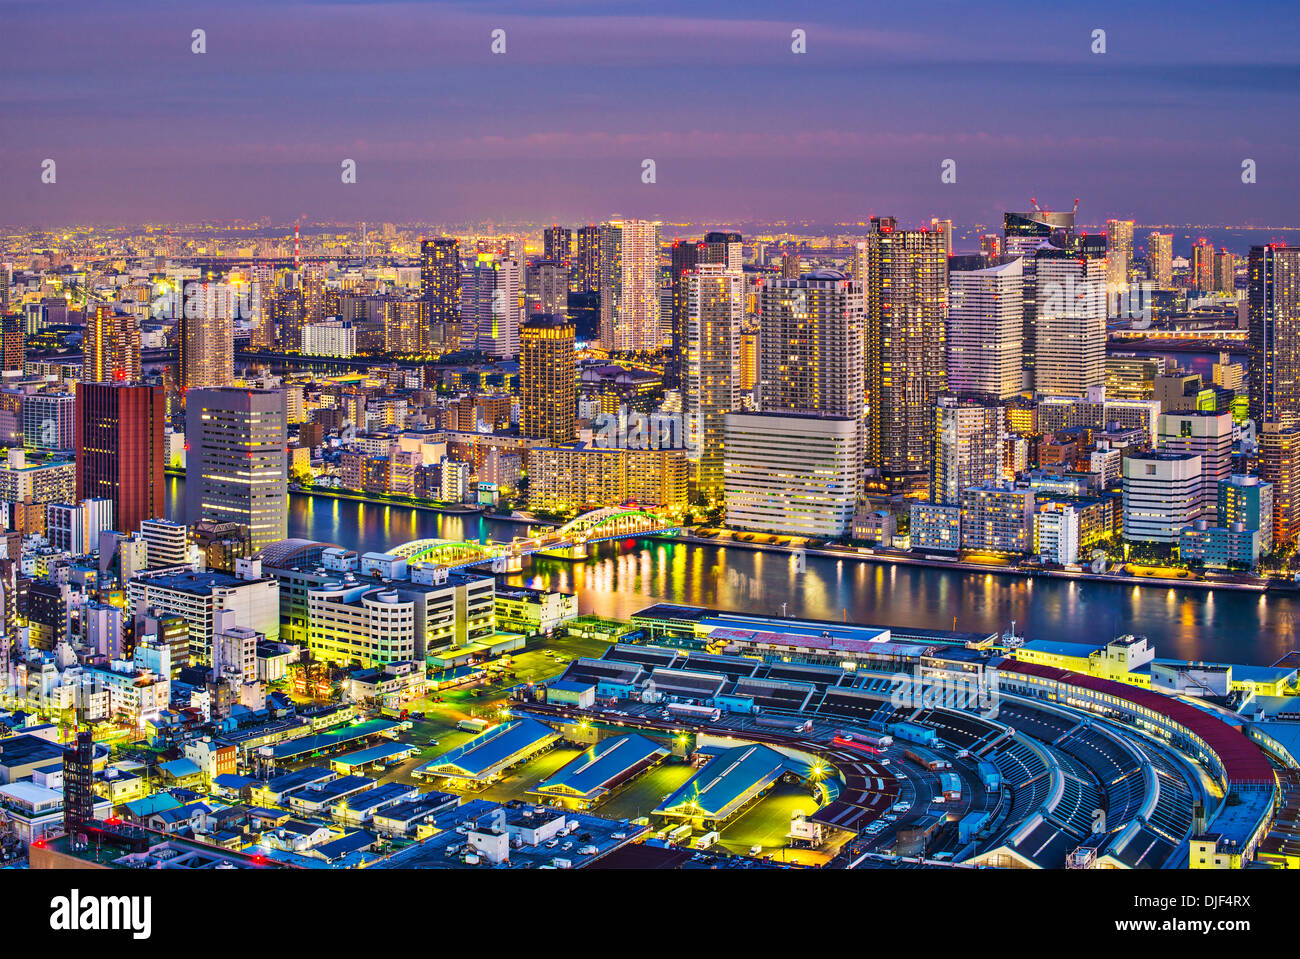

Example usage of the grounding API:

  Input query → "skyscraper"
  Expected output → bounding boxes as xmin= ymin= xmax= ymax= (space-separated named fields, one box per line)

xmin=85 ymin=305 xmax=142 ymax=382
xmin=599 ymin=218 xmax=661 ymax=352
xmin=929 ymin=218 xmax=953 ymax=257
xmin=1003 ymin=204 xmax=1076 ymax=258
xmin=1215 ymin=249 xmax=1237 ymax=295
xmin=1 ymin=315 xmax=22 ymax=372
xmin=684 ymin=263 xmax=743 ymax=500
xmin=75 ymin=381 xmax=165 ymax=535
xmin=1248 ymin=245 xmax=1300 ymax=428
xmin=1106 ymin=218 xmax=1134 ymax=290
xmin=1148 ymin=232 xmax=1173 ymax=289
xmin=947 ymin=255 xmax=1023 ymax=400
xmin=1033 ymin=251 xmax=1107 ymax=396
xmin=544 ymin=226 xmax=572 ymax=267
xmin=520 ymin=314 xmax=576 ymax=445
xmin=526 ymin=260 xmax=568 ymax=318
xmin=420 ymin=237 xmax=461 ymax=331
xmin=1193 ymin=239 xmax=1216 ymax=292
xmin=184 ymin=387 xmax=288 ymax=551
xmin=383 ymin=298 xmax=429 ymax=355
xmin=178 ymin=282 xmax=236 ymax=391
xmin=461 ymin=254 xmax=523 ymax=358
xmin=1259 ymin=421 xmax=1300 ymax=545
xmin=669 ymin=239 xmax=700 ymax=373
xmin=575 ymin=226 xmax=601 ymax=293
xmin=866 ymin=216 xmax=949 ymax=490
xmin=932 ymin=395 xmax=1007 ymax=506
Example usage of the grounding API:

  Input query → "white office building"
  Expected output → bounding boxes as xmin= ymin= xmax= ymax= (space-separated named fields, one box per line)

xmin=723 ymin=412 xmax=858 ymax=538
xmin=947 ymin=257 xmax=1023 ymax=400
xmin=1122 ymin=451 xmax=1202 ymax=543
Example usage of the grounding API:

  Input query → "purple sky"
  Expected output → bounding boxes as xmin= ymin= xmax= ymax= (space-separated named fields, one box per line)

xmin=1 ymin=0 xmax=1298 ymax=228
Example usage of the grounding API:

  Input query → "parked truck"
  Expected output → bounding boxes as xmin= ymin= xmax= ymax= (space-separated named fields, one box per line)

xmin=457 ymin=718 xmax=491 ymax=733
xmin=694 ymin=830 xmax=721 ymax=850
xmin=940 ymin=772 xmax=962 ymax=801
xmin=666 ymin=703 xmax=721 ymax=723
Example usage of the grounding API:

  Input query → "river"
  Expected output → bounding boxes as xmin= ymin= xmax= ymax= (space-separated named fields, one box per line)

xmin=165 ymin=476 xmax=1299 ymax=667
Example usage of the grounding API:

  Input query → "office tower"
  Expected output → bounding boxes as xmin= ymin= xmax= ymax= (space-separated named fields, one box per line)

xmin=544 ymin=226 xmax=572 ymax=266
xmin=1248 ymin=245 xmax=1300 ymax=428
xmin=932 ymin=395 xmax=1007 ymax=505
xmin=271 ymin=288 xmax=305 ymax=351
xmin=1122 ymin=451 xmax=1202 ymax=543
xmin=930 ymin=218 xmax=953 ymax=256
xmin=185 ymin=387 xmax=288 ymax=551
xmin=76 ymin=382 xmax=166 ymax=535
xmin=0 ymin=263 xmax=8 ymax=315
xmin=1106 ymin=355 xmax=1166 ymax=400
xmin=526 ymin=260 xmax=568 ymax=318
xmin=1106 ymin=219 xmax=1134 ymax=290
xmin=383 ymin=298 xmax=428 ymax=355
xmin=1193 ymin=239 xmax=1215 ymax=292
xmin=1033 ymin=252 xmax=1107 ymax=396
xmin=520 ymin=314 xmax=576 ymax=444
xmin=1259 ymin=421 xmax=1300 ymax=545
xmin=723 ymin=411 xmax=858 ymax=537
xmin=461 ymin=255 xmax=523 ymax=358
xmin=1219 ymin=475 xmax=1274 ymax=554
xmin=599 ymin=218 xmax=661 ymax=352
xmin=980 ymin=234 xmax=1002 ymax=259
xmin=757 ymin=270 xmax=866 ymax=476
xmin=420 ymin=237 xmax=461 ymax=333
xmin=1215 ymin=250 xmax=1237 ymax=295
xmin=178 ymin=285 xmax=236 ymax=391
xmin=781 ymin=253 xmax=801 ymax=278
xmin=84 ymin=305 xmax=141 ymax=382
xmin=1148 ymin=232 xmax=1173 ymax=289
xmin=684 ymin=263 xmax=743 ymax=500
xmin=1157 ymin=410 xmax=1233 ymax=520
xmin=865 ymin=216 xmax=949 ymax=490
xmin=947 ymin=255 xmax=1023 ymax=400
xmin=1 ymin=316 xmax=22 ymax=372
xmin=140 ymin=517 xmax=189 ymax=567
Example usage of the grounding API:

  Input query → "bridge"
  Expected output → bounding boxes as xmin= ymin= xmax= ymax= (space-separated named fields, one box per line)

xmin=390 ymin=506 xmax=679 ymax=573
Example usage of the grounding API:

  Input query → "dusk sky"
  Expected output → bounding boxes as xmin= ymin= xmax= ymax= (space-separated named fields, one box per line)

xmin=2 ymin=0 xmax=1298 ymax=228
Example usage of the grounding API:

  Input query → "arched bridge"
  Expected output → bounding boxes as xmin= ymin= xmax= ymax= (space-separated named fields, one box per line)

xmin=390 ymin=506 xmax=679 ymax=572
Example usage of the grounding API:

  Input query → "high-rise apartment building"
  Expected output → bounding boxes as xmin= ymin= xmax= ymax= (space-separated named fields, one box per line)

xmin=383 ymin=298 xmax=429 ymax=355
xmin=1248 ymin=245 xmax=1300 ymax=428
xmin=84 ymin=305 xmax=141 ymax=382
xmin=932 ymin=395 xmax=1008 ymax=506
xmin=1106 ymin=219 xmax=1135 ymax=291
xmin=947 ymin=255 xmax=1023 ymax=400
xmin=520 ymin=315 xmax=576 ymax=445
xmin=1215 ymin=250 xmax=1237 ymax=295
xmin=599 ymin=218 xmax=661 ymax=352
xmin=178 ymin=283 xmax=236 ymax=391
xmin=1259 ymin=421 xmax=1300 ymax=545
xmin=866 ymin=216 xmax=948 ymax=490
xmin=1193 ymin=239 xmax=1216 ymax=292
xmin=757 ymin=270 xmax=866 ymax=477
xmin=684 ymin=263 xmax=743 ymax=500
xmin=1 ymin=316 xmax=23 ymax=372
xmin=575 ymin=226 xmax=601 ymax=293
xmin=1033 ymin=252 xmax=1107 ymax=396
xmin=544 ymin=226 xmax=572 ymax=267
xmin=184 ymin=388 xmax=288 ymax=551
xmin=420 ymin=237 xmax=461 ymax=331
xmin=75 ymin=381 xmax=166 ymax=535
xmin=460 ymin=255 xmax=522 ymax=358
xmin=1148 ymin=232 xmax=1173 ymax=289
